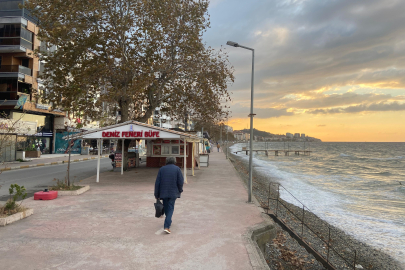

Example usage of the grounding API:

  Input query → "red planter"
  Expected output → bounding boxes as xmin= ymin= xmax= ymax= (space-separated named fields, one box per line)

xmin=34 ymin=191 xmax=58 ymax=200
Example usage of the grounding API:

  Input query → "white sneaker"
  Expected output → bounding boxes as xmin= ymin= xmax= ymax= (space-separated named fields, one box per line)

xmin=164 ymin=228 xmax=171 ymax=234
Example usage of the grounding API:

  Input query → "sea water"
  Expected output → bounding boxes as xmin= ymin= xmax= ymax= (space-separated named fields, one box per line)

xmin=230 ymin=142 xmax=405 ymax=265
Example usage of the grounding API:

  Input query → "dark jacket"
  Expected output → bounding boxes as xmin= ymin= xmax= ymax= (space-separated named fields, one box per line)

xmin=154 ymin=164 xmax=184 ymax=199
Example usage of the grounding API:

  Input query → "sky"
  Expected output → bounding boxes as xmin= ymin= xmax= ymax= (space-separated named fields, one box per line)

xmin=203 ymin=0 xmax=405 ymax=142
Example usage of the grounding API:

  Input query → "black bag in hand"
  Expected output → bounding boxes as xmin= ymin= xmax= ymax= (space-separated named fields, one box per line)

xmin=154 ymin=199 xmax=165 ymax=218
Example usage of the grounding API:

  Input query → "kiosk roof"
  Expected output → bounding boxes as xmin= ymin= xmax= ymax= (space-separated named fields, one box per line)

xmin=64 ymin=121 xmax=200 ymax=140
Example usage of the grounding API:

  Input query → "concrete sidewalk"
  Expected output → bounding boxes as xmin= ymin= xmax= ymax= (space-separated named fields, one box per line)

xmin=0 ymin=151 xmax=274 ymax=270
xmin=0 ymin=153 xmax=109 ymax=172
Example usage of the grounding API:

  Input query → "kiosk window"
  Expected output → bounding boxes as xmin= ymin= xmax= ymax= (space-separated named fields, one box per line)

xmin=172 ymin=146 xmax=179 ymax=154
xmin=162 ymin=145 xmax=170 ymax=154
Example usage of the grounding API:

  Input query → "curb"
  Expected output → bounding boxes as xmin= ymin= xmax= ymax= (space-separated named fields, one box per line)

xmin=0 ymin=155 xmax=109 ymax=172
xmin=58 ymin=185 xmax=90 ymax=196
xmin=227 ymin=155 xmax=276 ymax=270
xmin=0 ymin=208 xmax=34 ymax=227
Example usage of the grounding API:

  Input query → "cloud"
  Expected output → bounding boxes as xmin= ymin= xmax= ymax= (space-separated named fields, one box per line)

xmin=204 ymin=0 xmax=405 ymax=117
xmin=308 ymin=102 xmax=405 ymax=114
xmin=283 ymin=92 xmax=401 ymax=109
xmin=317 ymin=125 xmax=326 ymax=127
xmin=230 ymin=103 xmax=293 ymax=119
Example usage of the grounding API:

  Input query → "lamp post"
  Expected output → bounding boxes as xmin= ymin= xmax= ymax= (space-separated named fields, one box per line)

xmin=220 ymin=123 xmax=222 ymax=144
xmin=227 ymin=40 xmax=255 ymax=203
xmin=226 ymin=116 xmax=229 ymax=159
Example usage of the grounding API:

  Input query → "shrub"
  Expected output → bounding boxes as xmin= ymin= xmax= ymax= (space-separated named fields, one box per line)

xmin=0 ymin=184 xmax=27 ymax=216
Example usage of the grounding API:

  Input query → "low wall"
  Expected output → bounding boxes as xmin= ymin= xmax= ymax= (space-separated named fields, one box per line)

xmin=244 ymin=214 xmax=277 ymax=270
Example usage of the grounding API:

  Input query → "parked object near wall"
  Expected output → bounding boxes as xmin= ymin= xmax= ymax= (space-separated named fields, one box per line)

xmin=81 ymin=146 xmax=89 ymax=155
xmin=25 ymin=150 xmax=40 ymax=158
xmin=16 ymin=151 xmax=25 ymax=160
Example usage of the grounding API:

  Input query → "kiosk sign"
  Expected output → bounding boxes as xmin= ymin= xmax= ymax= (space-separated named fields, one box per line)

xmin=101 ymin=130 xmax=160 ymax=138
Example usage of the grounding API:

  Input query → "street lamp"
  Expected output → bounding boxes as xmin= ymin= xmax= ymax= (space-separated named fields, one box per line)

xmin=226 ymin=116 xmax=229 ymax=159
xmin=227 ymin=40 xmax=255 ymax=203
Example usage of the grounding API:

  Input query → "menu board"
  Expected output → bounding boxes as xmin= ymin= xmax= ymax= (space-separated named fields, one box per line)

xmin=128 ymin=157 xmax=136 ymax=168
xmin=115 ymin=153 xmax=122 ymax=167
xmin=114 ymin=153 xmax=137 ymax=168
xmin=153 ymin=145 xmax=161 ymax=155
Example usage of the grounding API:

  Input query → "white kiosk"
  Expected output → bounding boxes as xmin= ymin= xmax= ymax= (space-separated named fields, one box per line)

xmin=67 ymin=121 xmax=202 ymax=183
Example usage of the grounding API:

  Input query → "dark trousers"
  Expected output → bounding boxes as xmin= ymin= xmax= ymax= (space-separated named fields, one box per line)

xmin=162 ymin=198 xmax=176 ymax=229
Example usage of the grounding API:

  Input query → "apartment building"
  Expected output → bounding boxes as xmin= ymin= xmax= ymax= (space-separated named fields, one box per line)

xmin=0 ymin=0 xmax=64 ymax=156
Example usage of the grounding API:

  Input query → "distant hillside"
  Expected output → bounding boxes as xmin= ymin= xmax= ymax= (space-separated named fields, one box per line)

xmin=234 ymin=128 xmax=322 ymax=142
xmin=239 ymin=128 xmax=276 ymax=138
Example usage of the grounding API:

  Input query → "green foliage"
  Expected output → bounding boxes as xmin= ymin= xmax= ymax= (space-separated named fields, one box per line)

xmin=4 ymin=200 xmax=16 ymax=211
xmin=24 ymin=0 xmax=234 ymax=125
xmin=25 ymin=144 xmax=37 ymax=151
xmin=5 ymin=184 xmax=27 ymax=211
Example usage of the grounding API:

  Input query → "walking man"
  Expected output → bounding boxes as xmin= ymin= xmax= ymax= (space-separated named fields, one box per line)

xmin=154 ymin=157 xmax=184 ymax=234
xmin=217 ymin=142 xmax=220 ymax=152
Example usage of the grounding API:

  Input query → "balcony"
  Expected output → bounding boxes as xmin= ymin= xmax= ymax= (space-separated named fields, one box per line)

xmin=0 ymin=91 xmax=19 ymax=100
xmin=0 ymin=65 xmax=32 ymax=76
xmin=0 ymin=38 xmax=33 ymax=51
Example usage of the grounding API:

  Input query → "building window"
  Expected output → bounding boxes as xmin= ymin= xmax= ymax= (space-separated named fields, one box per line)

xmin=0 ymin=24 xmax=33 ymax=50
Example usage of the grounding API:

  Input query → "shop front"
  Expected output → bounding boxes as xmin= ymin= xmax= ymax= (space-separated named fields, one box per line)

xmin=17 ymin=131 xmax=53 ymax=154
xmin=67 ymin=121 xmax=203 ymax=183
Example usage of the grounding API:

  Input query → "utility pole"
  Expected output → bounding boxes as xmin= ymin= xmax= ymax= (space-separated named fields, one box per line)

xmin=220 ymin=123 xmax=222 ymax=144
xmin=226 ymin=118 xmax=229 ymax=159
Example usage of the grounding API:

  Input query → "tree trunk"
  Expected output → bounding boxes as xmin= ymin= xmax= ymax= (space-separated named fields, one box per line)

xmin=119 ymin=98 xmax=129 ymax=123
xmin=116 ymin=98 xmax=129 ymax=170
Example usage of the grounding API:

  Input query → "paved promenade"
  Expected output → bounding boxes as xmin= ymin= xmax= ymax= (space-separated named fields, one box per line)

xmin=0 ymin=151 xmax=271 ymax=270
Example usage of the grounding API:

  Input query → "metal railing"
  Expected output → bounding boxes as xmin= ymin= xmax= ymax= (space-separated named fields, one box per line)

xmin=261 ymin=181 xmax=359 ymax=269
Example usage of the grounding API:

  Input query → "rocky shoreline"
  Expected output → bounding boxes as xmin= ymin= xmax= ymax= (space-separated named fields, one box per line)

xmin=225 ymin=147 xmax=403 ymax=270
